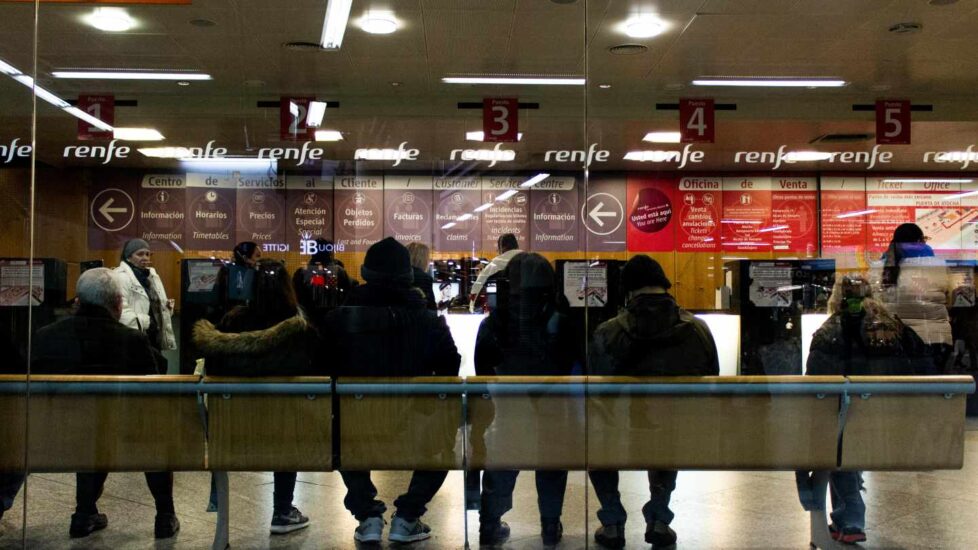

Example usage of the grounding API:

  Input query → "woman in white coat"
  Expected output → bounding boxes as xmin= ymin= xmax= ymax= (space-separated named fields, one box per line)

xmin=114 ymin=239 xmax=176 ymax=351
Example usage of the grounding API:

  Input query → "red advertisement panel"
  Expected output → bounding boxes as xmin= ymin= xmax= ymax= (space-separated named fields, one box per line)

xmin=820 ymin=176 xmax=868 ymax=252
xmin=77 ymin=94 xmax=114 ymax=140
xmin=679 ymin=98 xmax=715 ymax=143
xmin=864 ymin=176 xmax=978 ymax=252
xmin=676 ymin=176 xmax=720 ymax=251
xmin=876 ymin=100 xmax=911 ymax=145
xmin=482 ymin=98 xmax=519 ymax=142
xmin=721 ymin=176 xmax=772 ymax=252
xmin=771 ymin=176 xmax=817 ymax=254
xmin=626 ymin=175 xmax=676 ymax=252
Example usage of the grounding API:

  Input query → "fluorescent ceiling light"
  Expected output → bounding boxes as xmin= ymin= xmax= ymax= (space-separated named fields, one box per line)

xmin=623 ymin=15 xmax=666 ymax=38
xmin=454 ymin=148 xmax=516 ymax=162
xmin=473 ymin=202 xmax=494 ymax=213
xmin=836 ymin=209 xmax=877 ymax=219
xmin=442 ymin=76 xmax=585 ymax=86
xmin=84 ymin=7 xmax=135 ymax=32
xmin=13 ymin=75 xmax=70 ymax=108
xmin=936 ymin=151 xmax=978 ymax=162
xmin=354 ymin=148 xmax=418 ymax=161
xmin=757 ymin=225 xmax=789 ymax=233
xmin=941 ymin=190 xmax=978 ymax=201
xmin=721 ymin=219 xmax=762 ymax=225
xmin=496 ymin=189 xmax=518 ymax=201
xmin=441 ymin=222 xmax=456 ymax=229
xmin=321 ymin=0 xmax=353 ymax=49
xmin=359 ymin=12 xmax=398 ymax=34
xmin=882 ymin=178 xmax=973 ymax=183
xmin=784 ymin=151 xmax=833 ymax=162
xmin=64 ymin=107 xmax=113 ymax=131
xmin=692 ymin=78 xmax=846 ymax=88
xmin=306 ymin=101 xmax=327 ymax=128
xmin=466 ymin=130 xmax=523 ymax=141
xmin=624 ymin=150 xmax=680 ymax=162
xmin=314 ymin=130 xmax=343 ymax=141
xmin=643 ymin=131 xmax=681 ymax=143
xmin=114 ymin=127 xmax=164 ymax=141
xmin=52 ymin=71 xmax=212 ymax=81
xmin=181 ymin=157 xmax=276 ymax=172
xmin=520 ymin=173 xmax=550 ymax=188
xmin=139 ymin=147 xmax=192 ymax=159
xmin=0 ymin=59 xmax=19 ymax=75
xmin=457 ymin=213 xmax=474 ymax=222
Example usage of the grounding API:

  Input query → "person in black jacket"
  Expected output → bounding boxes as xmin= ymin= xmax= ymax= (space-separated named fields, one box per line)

xmin=406 ymin=242 xmax=437 ymax=310
xmin=30 ymin=268 xmax=177 ymax=540
xmin=588 ymin=255 xmax=719 ymax=549
xmin=322 ymin=237 xmax=460 ymax=544
xmin=293 ymin=239 xmax=353 ymax=322
xmin=193 ymin=259 xmax=317 ymax=534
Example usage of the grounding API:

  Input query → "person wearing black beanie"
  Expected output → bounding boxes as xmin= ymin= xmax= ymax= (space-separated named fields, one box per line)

xmin=320 ymin=237 xmax=460 ymax=544
xmin=588 ymin=254 xmax=718 ymax=550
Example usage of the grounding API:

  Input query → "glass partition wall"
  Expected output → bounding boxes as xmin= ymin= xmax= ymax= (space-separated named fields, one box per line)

xmin=1 ymin=0 xmax=977 ymax=549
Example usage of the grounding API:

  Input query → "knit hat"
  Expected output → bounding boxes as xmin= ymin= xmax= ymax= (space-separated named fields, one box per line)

xmin=361 ymin=237 xmax=414 ymax=285
xmin=121 ymin=239 xmax=150 ymax=261
xmin=621 ymin=254 xmax=671 ymax=292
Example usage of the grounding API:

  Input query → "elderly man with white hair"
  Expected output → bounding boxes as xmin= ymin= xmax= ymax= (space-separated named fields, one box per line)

xmin=31 ymin=268 xmax=178 ymax=540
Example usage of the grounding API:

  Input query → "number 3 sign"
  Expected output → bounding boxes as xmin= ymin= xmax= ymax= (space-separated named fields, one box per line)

xmin=679 ymin=98 xmax=715 ymax=143
xmin=876 ymin=100 xmax=911 ymax=145
xmin=483 ymin=98 xmax=518 ymax=142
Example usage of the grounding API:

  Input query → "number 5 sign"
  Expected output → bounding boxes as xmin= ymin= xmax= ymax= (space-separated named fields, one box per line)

xmin=876 ymin=100 xmax=911 ymax=145
xmin=483 ymin=98 xmax=518 ymax=142
xmin=679 ymin=98 xmax=715 ymax=143
xmin=280 ymin=97 xmax=315 ymax=141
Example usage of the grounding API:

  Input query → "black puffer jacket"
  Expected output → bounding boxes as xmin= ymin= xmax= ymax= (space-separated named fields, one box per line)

xmin=322 ymin=283 xmax=460 ymax=377
xmin=192 ymin=308 xmax=318 ymax=376
xmin=589 ymin=291 xmax=719 ymax=376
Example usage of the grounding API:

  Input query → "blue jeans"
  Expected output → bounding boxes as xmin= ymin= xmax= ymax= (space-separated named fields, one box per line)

xmin=829 ymin=471 xmax=865 ymax=531
xmin=480 ymin=470 xmax=568 ymax=522
xmin=589 ymin=470 xmax=677 ymax=526
xmin=340 ymin=470 xmax=447 ymax=521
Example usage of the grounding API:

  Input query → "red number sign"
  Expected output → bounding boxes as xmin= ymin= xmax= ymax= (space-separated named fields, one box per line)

xmin=679 ymin=98 xmax=715 ymax=143
xmin=280 ymin=97 xmax=315 ymax=141
xmin=876 ymin=100 xmax=911 ymax=145
xmin=483 ymin=98 xmax=518 ymax=142
xmin=77 ymin=94 xmax=114 ymax=141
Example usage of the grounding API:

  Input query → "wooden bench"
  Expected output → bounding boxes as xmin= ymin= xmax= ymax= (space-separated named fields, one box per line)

xmin=1 ymin=374 xmax=972 ymax=550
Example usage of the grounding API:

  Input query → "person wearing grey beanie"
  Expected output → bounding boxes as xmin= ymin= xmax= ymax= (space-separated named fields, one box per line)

xmin=113 ymin=239 xmax=176 ymax=351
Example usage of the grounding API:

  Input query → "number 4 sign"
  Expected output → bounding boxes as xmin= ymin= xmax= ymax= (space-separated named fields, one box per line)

xmin=280 ymin=97 xmax=315 ymax=141
xmin=77 ymin=94 xmax=114 ymax=141
xmin=679 ymin=98 xmax=715 ymax=143
xmin=876 ymin=100 xmax=911 ymax=145
xmin=483 ymin=98 xmax=519 ymax=142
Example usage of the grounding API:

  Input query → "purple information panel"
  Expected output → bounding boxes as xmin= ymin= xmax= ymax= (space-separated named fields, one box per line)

xmin=481 ymin=176 xmax=529 ymax=251
xmin=286 ymin=175 xmax=333 ymax=251
xmin=334 ymin=175 xmax=383 ymax=252
xmin=529 ymin=176 xmax=579 ymax=252
xmin=138 ymin=174 xmax=186 ymax=250
xmin=185 ymin=172 xmax=236 ymax=251
xmin=235 ymin=174 xmax=286 ymax=246
xmin=384 ymin=175 xmax=432 ymax=245
xmin=433 ymin=176 xmax=482 ymax=253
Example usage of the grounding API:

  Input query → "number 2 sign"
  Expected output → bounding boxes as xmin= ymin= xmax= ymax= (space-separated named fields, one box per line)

xmin=876 ymin=100 xmax=911 ymax=145
xmin=280 ymin=97 xmax=315 ymax=141
xmin=679 ymin=99 xmax=715 ymax=143
xmin=483 ymin=98 xmax=518 ymax=142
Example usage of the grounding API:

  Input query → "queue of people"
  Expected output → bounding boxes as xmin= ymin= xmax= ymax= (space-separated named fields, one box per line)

xmin=0 ymin=222 xmax=963 ymax=547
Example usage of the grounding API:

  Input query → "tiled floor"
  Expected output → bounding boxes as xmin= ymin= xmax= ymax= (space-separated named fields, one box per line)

xmin=2 ymin=423 xmax=977 ymax=549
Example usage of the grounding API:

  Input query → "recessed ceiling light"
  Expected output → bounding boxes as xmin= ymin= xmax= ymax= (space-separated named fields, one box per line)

xmin=360 ymin=12 xmax=398 ymax=34
xmin=598 ymin=83 xmax=612 ymax=89
xmin=643 ymin=131 xmax=681 ymax=143
xmin=466 ymin=131 xmax=523 ymax=141
xmin=321 ymin=0 xmax=353 ymax=50
xmin=443 ymin=76 xmax=585 ymax=85
xmin=692 ymin=77 xmax=846 ymax=88
xmin=53 ymin=70 xmax=212 ymax=81
xmin=84 ymin=7 xmax=135 ymax=32
xmin=315 ymin=130 xmax=343 ymax=142
xmin=622 ymin=15 xmax=666 ymax=38
xmin=177 ymin=81 xmax=190 ymax=86
xmin=114 ymin=128 xmax=165 ymax=141
xmin=390 ymin=81 xmax=402 ymax=87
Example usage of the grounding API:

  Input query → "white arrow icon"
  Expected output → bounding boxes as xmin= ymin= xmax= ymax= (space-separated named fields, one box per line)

xmin=99 ymin=197 xmax=128 ymax=223
xmin=588 ymin=202 xmax=618 ymax=227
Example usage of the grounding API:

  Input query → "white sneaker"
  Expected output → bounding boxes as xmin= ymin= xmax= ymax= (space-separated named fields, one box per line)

xmin=354 ymin=516 xmax=385 ymax=543
xmin=389 ymin=516 xmax=432 ymax=543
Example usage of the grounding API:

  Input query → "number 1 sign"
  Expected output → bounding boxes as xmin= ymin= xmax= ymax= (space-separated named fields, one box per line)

xmin=876 ymin=100 xmax=911 ymax=145
xmin=280 ymin=97 xmax=315 ymax=141
xmin=77 ymin=94 xmax=114 ymax=141
xmin=483 ymin=98 xmax=519 ymax=142
xmin=679 ymin=99 xmax=715 ymax=143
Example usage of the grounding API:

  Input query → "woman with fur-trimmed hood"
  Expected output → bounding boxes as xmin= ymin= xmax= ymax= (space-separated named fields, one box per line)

xmin=192 ymin=259 xmax=318 ymax=535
